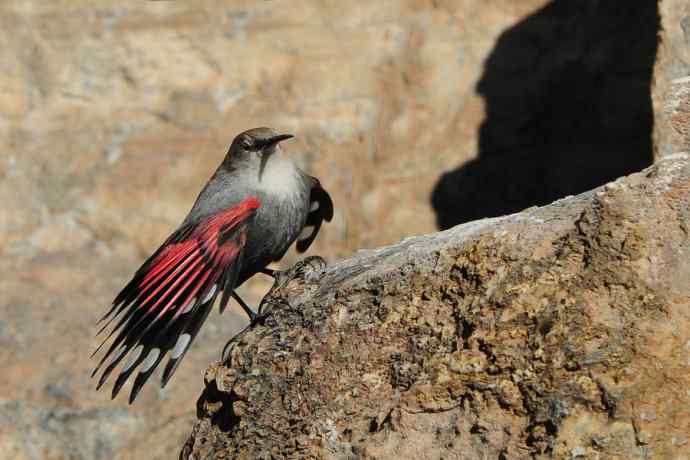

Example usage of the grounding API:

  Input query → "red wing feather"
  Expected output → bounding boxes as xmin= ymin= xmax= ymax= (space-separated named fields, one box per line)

xmin=92 ymin=196 xmax=260 ymax=403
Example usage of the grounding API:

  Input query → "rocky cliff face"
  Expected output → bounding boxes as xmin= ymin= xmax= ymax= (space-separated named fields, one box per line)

xmin=183 ymin=154 xmax=690 ymax=459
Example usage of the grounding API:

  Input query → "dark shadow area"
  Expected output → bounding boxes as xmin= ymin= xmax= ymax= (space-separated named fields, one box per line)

xmin=195 ymin=378 xmax=240 ymax=433
xmin=432 ymin=0 xmax=659 ymax=229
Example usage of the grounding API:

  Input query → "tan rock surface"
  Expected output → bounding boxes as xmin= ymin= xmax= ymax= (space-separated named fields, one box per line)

xmin=653 ymin=0 xmax=690 ymax=158
xmin=184 ymin=155 xmax=690 ymax=459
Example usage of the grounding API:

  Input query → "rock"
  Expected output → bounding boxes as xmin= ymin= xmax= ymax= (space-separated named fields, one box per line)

xmin=654 ymin=76 xmax=690 ymax=158
xmin=653 ymin=0 xmax=690 ymax=158
xmin=183 ymin=155 xmax=690 ymax=458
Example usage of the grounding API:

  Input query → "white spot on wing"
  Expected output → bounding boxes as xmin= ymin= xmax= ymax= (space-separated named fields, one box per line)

xmin=122 ymin=345 xmax=143 ymax=372
xmin=298 ymin=225 xmax=314 ymax=240
xmin=202 ymin=285 xmax=217 ymax=304
xmin=108 ymin=344 xmax=127 ymax=365
xmin=171 ymin=334 xmax=192 ymax=360
xmin=182 ymin=297 xmax=197 ymax=314
xmin=140 ymin=348 xmax=160 ymax=373
xmin=310 ymin=201 xmax=319 ymax=212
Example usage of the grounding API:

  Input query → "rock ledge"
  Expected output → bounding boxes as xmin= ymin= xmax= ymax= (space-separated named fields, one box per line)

xmin=183 ymin=155 xmax=690 ymax=459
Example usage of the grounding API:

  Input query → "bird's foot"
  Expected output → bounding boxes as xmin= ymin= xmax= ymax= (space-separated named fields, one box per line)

xmin=287 ymin=255 xmax=328 ymax=282
xmin=255 ymin=256 xmax=326 ymax=320
xmin=249 ymin=309 xmax=271 ymax=326
xmin=264 ymin=255 xmax=327 ymax=287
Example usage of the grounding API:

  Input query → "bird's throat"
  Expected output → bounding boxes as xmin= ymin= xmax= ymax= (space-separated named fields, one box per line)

xmin=258 ymin=145 xmax=279 ymax=181
xmin=259 ymin=152 xmax=269 ymax=181
xmin=256 ymin=154 xmax=302 ymax=197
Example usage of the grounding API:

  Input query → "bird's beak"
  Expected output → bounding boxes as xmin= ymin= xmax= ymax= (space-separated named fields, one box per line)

xmin=266 ymin=133 xmax=294 ymax=147
xmin=259 ymin=134 xmax=294 ymax=180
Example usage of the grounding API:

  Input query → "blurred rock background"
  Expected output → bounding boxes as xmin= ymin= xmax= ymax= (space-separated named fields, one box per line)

xmin=0 ymin=1 xmax=680 ymax=459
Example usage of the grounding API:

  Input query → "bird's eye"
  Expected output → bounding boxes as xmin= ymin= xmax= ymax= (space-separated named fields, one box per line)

xmin=242 ymin=140 xmax=253 ymax=150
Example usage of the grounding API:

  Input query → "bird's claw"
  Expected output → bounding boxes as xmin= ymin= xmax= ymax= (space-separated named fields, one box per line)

xmin=270 ymin=255 xmax=327 ymax=289
xmin=249 ymin=309 xmax=271 ymax=326
xmin=289 ymin=255 xmax=328 ymax=282
xmin=260 ymin=255 xmax=326 ymax=314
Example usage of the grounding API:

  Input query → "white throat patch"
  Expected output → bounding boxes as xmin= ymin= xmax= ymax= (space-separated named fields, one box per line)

xmin=258 ymin=154 xmax=302 ymax=197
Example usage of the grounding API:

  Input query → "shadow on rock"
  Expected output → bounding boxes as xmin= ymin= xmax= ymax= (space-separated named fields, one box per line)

xmin=432 ymin=0 xmax=659 ymax=229
xmin=195 ymin=378 xmax=240 ymax=433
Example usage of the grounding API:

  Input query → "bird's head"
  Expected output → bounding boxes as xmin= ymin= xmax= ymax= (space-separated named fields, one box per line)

xmin=224 ymin=127 xmax=294 ymax=178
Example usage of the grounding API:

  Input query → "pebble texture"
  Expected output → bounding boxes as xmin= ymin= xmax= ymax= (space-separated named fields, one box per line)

xmin=183 ymin=155 xmax=690 ymax=459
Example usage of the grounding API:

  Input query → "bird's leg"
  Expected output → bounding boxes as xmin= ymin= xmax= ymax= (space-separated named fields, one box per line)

xmin=222 ymin=292 xmax=268 ymax=358
xmin=258 ymin=256 xmax=329 ymax=314
xmin=232 ymin=292 xmax=257 ymax=323
xmin=235 ymin=258 xmax=328 ymax=323
xmin=233 ymin=291 xmax=271 ymax=326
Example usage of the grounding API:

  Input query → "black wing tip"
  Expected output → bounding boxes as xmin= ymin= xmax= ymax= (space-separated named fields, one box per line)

xmin=315 ymin=182 xmax=334 ymax=222
xmin=129 ymin=382 xmax=144 ymax=404
xmin=111 ymin=379 xmax=126 ymax=400
xmin=111 ymin=361 xmax=140 ymax=401
xmin=323 ymin=197 xmax=334 ymax=222
xmin=129 ymin=371 xmax=152 ymax=404
xmin=96 ymin=372 xmax=110 ymax=391
xmin=161 ymin=357 xmax=181 ymax=388
xmin=96 ymin=356 xmax=123 ymax=391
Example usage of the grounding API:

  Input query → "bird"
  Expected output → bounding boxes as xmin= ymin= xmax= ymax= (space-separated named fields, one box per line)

xmin=91 ymin=127 xmax=333 ymax=403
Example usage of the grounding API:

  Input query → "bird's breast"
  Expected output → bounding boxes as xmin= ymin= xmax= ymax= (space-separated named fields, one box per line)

xmin=257 ymin=156 xmax=305 ymax=197
xmin=241 ymin=160 xmax=310 ymax=274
